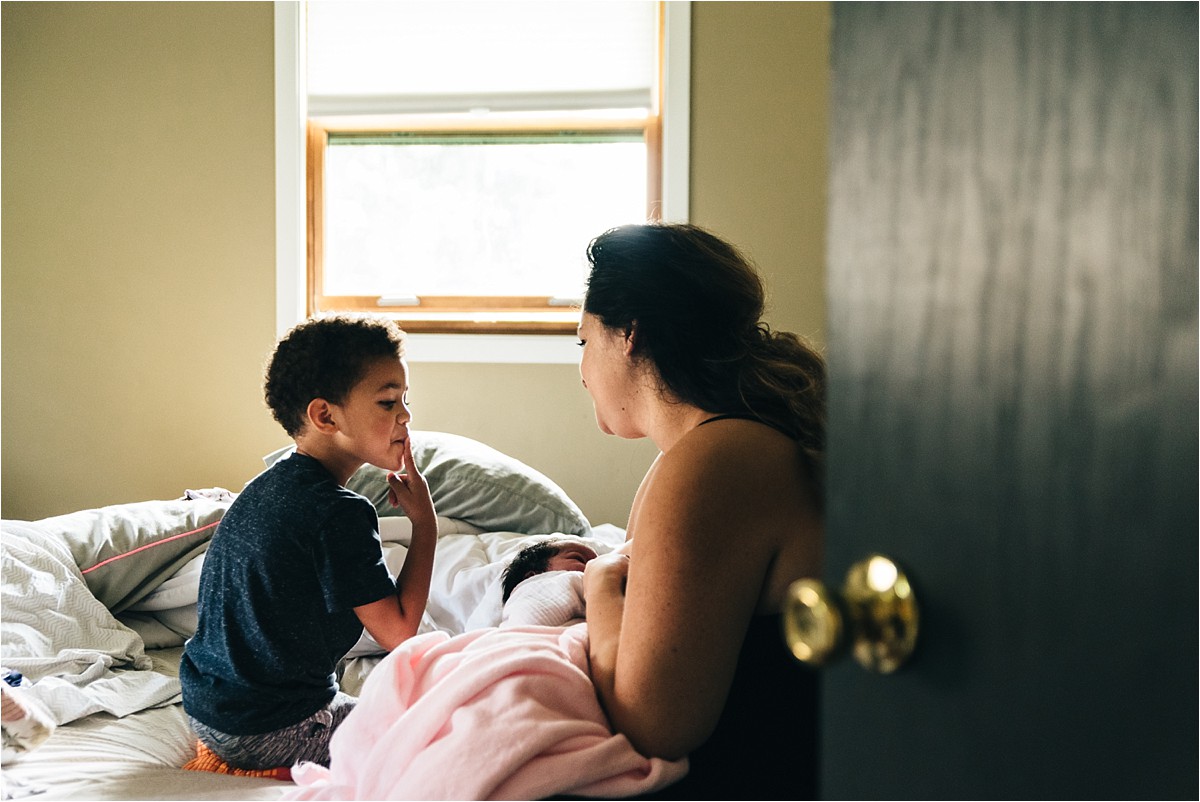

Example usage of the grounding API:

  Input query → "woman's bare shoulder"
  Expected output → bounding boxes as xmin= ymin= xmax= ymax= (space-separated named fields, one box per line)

xmin=662 ymin=418 xmax=807 ymax=492
xmin=631 ymin=420 xmax=810 ymax=537
xmin=637 ymin=418 xmax=822 ymax=606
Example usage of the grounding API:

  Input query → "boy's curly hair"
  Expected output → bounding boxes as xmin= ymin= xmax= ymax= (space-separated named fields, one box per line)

xmin=264 ymin=314 xmax=407 ymax=437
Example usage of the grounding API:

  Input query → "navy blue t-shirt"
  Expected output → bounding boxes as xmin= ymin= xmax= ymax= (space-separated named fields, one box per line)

xmin=180 ymin=452 xmax=396 ymax=735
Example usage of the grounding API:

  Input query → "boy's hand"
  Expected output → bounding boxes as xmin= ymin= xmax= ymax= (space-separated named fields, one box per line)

xmin=386 ymin=438 xmax=436 ymax=527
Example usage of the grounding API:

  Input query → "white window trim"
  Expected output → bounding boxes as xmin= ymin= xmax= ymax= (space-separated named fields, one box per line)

xmin=274 ymin=0 xmax=690 ymax=363
xmin=275 ymin=1 xmax=306 ymax=341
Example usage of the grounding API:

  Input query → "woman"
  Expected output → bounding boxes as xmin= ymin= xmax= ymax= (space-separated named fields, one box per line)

xmin=579 ymin=223 xmax=825 ymax=799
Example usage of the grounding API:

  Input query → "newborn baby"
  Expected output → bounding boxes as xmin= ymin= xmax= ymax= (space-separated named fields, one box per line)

xmin=499 ymin=540 xmax=598 ymax=628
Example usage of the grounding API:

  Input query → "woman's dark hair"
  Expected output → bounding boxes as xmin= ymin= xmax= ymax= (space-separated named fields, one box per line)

xmin=264 ymin=314 xmax=407 ymax=437
xmin=584 ymin=223 xmax=825 ymax=488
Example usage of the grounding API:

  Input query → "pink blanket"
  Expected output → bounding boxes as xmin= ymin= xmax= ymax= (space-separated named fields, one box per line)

xmin=284 ymin=622 xmax=687 ymax=800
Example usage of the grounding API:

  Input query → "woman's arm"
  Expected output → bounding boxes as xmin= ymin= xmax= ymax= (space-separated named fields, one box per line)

xmin=582 ymin=549 xmax=629 ymax=708
xmin=584 ymin=427 xmax=795 ymax=759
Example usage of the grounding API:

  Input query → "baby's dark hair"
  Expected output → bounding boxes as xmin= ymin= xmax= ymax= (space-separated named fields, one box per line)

xmin=264 ymin=314 xmax=407 ymax=437
xmin=501 ymin=540 xmax=566 ymax=602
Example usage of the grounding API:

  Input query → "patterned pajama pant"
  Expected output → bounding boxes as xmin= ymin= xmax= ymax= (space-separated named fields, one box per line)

xmin=188 ymin=692 xmax=357 ymax=770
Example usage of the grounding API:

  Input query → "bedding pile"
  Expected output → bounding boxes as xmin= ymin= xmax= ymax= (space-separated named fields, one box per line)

xmin=0 ymin=431 xmax=663 ymax=800
xmin=1 ymin=499 xmax=227 ymax=728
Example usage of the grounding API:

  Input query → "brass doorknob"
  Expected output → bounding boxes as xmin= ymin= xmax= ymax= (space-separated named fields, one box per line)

xmin=783 ymin=554 xmax=919 ymax=674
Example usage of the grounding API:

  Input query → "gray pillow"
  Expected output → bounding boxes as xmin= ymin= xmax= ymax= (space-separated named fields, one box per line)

xmin=10 ymin=497 xmax=229 ymax=614
xmin=264 ymin=431 xmax=590 ymax=536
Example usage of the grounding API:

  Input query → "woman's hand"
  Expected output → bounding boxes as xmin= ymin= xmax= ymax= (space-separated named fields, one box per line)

xmin=583 ymin=550 xmax=631 ymax=598
xmin=386 ymin=437 xmax=436 ymax=527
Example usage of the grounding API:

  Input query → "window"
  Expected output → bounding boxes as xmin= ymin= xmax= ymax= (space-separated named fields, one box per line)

xmin=305 ymin=1 xmax=672 ymax=334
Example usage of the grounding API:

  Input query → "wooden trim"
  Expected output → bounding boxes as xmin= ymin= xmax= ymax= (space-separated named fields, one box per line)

xmin=318 ymin=295 xmax=580 ymax=311
xmin=416 ymin=295 xmax=576 ymax=309
xmin=307 ymin=295 xmax=581 ymax=335
xmin=305 ymin=121 xmax=327 ymax=318
xmin=647 ymin=0 xmax=665 ymax=221
xmin=398 ymin=318 xmax=579 ymax=335
xmin=646 ymin=115 xmax=663 ymax=221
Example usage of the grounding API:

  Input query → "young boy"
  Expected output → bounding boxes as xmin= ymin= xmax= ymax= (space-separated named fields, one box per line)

xmin=180 ymin=314 xmax=438 ymax=771
xmin=499 ymin=539 xmax=597 ymax=628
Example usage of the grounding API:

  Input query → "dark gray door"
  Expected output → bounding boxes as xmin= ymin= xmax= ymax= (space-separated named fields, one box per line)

xmin=823 ymin=3 xmax=1197 ymax=798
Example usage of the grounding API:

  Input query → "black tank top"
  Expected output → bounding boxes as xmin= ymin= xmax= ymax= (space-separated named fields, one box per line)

xmin=635 ymin=614 xmax=820 ymax=800
xmin=634 ymin=414 xmax=819 ymax=799
xmin=698 ymin=412 xmax=795 ymax=439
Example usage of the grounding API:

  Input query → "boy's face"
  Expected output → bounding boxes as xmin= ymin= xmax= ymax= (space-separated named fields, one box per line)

xmin=331 ymin=356 xmax=411 ymax=472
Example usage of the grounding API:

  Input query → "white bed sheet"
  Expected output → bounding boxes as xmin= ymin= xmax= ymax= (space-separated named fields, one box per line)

xmin=1 ymin=649 xmax=285 ymax=801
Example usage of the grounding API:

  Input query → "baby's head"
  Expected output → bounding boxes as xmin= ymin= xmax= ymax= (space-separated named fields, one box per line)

xmin=264 ymin=314 xmax=407 ymax=438
xmin=501 ymin=539 xmax=598 ymax=602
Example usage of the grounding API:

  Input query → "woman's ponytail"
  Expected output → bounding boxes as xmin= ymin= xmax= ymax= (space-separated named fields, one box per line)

xmin=736 ymin=327 xmax=826 ymax=495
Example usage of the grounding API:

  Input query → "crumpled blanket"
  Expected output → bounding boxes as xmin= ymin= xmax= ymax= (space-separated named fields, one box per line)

xmin=0 ymin=523 xmax=179 ymax=727
xmin=284 ymin=622 xmax=687 ymax=801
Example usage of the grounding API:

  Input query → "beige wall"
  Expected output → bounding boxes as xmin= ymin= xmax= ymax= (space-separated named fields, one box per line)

xmin=692 ymin=2 xmax=829 ymax=343
xmin=2 ymin=2 xmax=281 ymax=519
xmin=1 ymin=1 xmax=829 ymax=527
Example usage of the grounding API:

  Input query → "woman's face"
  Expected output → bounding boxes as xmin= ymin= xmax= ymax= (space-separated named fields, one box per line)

xmin=578 ymin=312 xmax=639 ymax=438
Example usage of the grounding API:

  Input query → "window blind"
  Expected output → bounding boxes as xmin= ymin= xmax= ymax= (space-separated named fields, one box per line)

xmin=306 ymin=1 xmax=659 ymax=115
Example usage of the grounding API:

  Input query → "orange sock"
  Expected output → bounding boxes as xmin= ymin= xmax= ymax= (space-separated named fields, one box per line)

xmin=183 ymin=740 xmax=293 ymax=781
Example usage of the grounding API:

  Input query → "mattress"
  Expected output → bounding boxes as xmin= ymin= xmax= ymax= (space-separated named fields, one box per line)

xmin=2 ymin=649 xmax=285 ymax=801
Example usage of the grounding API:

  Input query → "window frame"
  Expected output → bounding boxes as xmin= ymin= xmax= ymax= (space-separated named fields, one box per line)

xmin=306 ymin=112 xmax=662 ymax=334
xmin=305 ymin=5 xmax=666 ymax=335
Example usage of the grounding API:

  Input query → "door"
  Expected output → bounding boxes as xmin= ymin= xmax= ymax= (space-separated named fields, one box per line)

xmin=822 ymin=3 xmax=1197 ymax=798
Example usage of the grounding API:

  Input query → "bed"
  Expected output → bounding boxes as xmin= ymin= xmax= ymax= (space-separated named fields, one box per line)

xmin=1 ymin=431 xmax=677 ymax=801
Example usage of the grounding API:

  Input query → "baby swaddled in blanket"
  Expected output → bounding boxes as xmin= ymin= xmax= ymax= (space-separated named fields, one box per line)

xmin=499 ymin=539 xmax=596 ymax=628
xmin=285 ymin=537 xmax=686 ymax=801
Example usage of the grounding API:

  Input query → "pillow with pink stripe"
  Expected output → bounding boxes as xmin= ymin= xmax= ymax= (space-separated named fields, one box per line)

xmin=26 ymin=497 xmax=230 ymax=614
